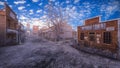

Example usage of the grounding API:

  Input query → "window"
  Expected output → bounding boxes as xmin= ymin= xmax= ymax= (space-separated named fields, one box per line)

xmin=7 ymin=20 xmax=11 ymax=28
xmin=80 ymin=33 xmax=84 ymax=40
xmin=89 ymin=32 xmax=95 ymax=41
xmin=103 ymin=32 xmax=111 ymax=44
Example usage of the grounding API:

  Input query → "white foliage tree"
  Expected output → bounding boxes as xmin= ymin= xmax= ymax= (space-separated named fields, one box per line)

xmin=44 ymin=0 xmax=68 ymax=41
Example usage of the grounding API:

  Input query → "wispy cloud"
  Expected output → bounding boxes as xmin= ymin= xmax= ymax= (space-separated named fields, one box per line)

xmin=9 ymin=5 xmax=12 ymax=8
xmin=0 ymin=1 xmax=4 ymax=5
xmin=14 ymin=1 xmax=26 ymax=5
xmin=66 ymin=0 xmax=70 ymax=4
xmin=19 ymin=15 xmax=28 ymax=20
xmin=100 ymin=1 xmax=120 ymax=20
xmin=39 ymin=3 xmax=42 ymax=6
xmin=32 ymin=0 xmax=39 ymax=2
xmin=55 ymin=2 xmax=59 ymax=6
xmin=29 ymin=9 xmax=34 ymax=14
xmin=36 ymin=9 xmax=42 ymax=13
xmin=74 ymin=0 xmax=80 ymax=4
xmin=49 ymin=0 xmax=55 ymax=2
xmin=18 ymin=6 xmax=25 ymax=10
xmin=27 ymin=4 xmax=30 ymax=6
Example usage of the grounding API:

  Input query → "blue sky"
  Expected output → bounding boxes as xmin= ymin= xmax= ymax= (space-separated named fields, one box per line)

xmin=0 ymin=0 xmax=120 ymax=30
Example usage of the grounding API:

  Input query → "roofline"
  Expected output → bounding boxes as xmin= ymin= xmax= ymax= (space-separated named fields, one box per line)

xmin=100 ymin=18 xmax=120 ymax=23
xmin=85 ymin=15 xmax=120 ymax=23
xmin=78 ymin=17 xmax=120 ymax=27
xmin=4 ymin=2 xmax=17 ymax=16
xmin=84 ymin=15 xmax=102 ymax=21
xmin=83 ymin=15 xmax=101 ymax=25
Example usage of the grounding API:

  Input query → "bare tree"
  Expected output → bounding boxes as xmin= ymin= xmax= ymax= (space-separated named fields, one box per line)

xmin=44 ymin=1 xmax=67 ymax=41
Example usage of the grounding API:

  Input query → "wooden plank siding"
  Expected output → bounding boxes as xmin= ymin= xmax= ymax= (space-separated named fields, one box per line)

xmin=0 ymin=3 xmax=18 ymax=46
xmin=0 ymin=11 xmax=6 ymax=46
xmin=78 ymin=17 xmax=119 ymax=53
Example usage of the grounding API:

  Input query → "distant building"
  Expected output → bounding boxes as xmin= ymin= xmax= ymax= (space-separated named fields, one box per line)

xmin=26 ymin=23 xmax=30 ymax=30
xmin=59 ymin=22 xmax=73 ymax=40
xmin=18 ymin=23 xmax=25 ymax=44
xmin=33 ymin=25 xmax=39 ymax=35
xmin=26 ymin=23 xmax=31 ymax=36
xmin=72 ymin=30 xmax=77 ymax=40
xmin=77 ymin=16 xmax=120 ymax=57
xmin=39 ymin=22 xmax=73 ymax=41
xmin=0 ymin=3 xmax=19 ymax=46
xmin=39 ymin=26 xmax=55 ymax=40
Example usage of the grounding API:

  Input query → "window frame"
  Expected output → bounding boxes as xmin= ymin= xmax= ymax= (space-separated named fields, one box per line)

xmin=80 ymin=33 xmax=84 ymax=40
xmin=103 ymin=31 xmax=112 ymax=44
xmin=89 ymin=32 xmax=96 ymax=41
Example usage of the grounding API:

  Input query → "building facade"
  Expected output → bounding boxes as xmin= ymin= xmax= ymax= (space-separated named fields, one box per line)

xmin=59 ymin=22 xmax=73 ymax=40
xmin=39 ymin=22 xmax=73 ymax=41
xmin=18 ymin=23 xmax=25 ymax=44
xmin=33 ymin=25 xmax=39 ymax=35
xmin=72 ymin=30 xmax=77 ymax=40
xmin=39 ymin=26 xmax=55 ymax=40
xmin=0 ymin=3 xmax=19 ymax=46
xmin=77 ymin=16 xmax=120 ymax=58
xmin=26 ymin=23 xmax=31 ymax=36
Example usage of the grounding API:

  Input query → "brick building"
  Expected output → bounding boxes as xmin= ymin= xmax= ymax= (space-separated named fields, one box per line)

xmin=0 ymin=3 xmax=19 ymax=46
xmin=77 ymin=16 xmax=120 ymax=58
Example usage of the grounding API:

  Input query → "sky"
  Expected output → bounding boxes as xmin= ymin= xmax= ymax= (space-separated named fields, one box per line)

xmin=0 ymin=0 xmax=120 ymax=30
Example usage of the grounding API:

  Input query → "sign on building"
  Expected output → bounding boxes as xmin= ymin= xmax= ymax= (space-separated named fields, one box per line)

xmin=106 ymin=27 xmax=115 ymax=31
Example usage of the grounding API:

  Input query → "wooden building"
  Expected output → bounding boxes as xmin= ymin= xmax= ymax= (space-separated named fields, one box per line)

xmin=18 ymin=23 xmax=25 ymax=44
xmin=0 ymin=3 xmax=19 ymax=46
xmin=39 ymin=22 xmax=73 ymax=41
xmin=77 ymin=16 xmax=120 ymax=58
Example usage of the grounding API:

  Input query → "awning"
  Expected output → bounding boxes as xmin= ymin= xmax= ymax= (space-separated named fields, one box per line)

xmin=7 ymin=29 xmax=18 ymax=34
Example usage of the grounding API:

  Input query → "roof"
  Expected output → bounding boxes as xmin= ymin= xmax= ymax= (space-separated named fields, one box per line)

xmin=0 ymin=9 xmax=5 ymax=15
xmin=78 ymin=16 xmax=120 ymax=27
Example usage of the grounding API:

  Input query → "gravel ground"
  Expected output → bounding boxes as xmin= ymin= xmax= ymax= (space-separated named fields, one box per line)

xmin=0 ymin=38 xmax=120 ymax=68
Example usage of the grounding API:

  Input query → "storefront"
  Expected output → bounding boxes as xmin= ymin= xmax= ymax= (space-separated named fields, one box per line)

xmin=78 ymin=16 xmax=120 ymax=53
